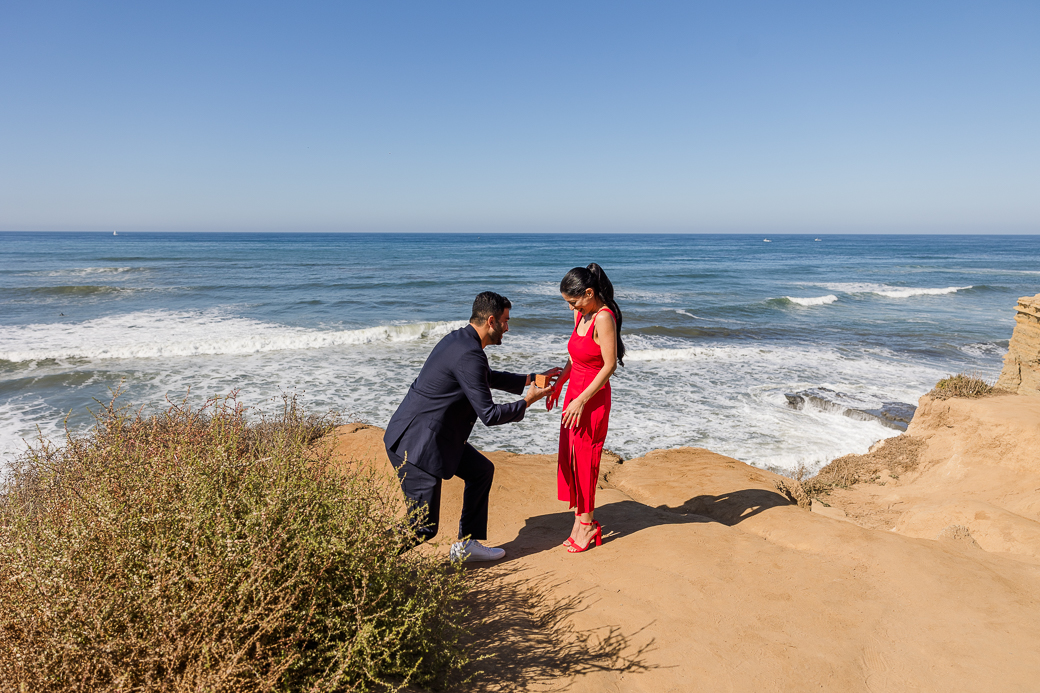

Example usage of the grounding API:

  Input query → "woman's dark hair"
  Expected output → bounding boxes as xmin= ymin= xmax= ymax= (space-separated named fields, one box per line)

xmin=560 ymin=263 xmax=626 ymax=366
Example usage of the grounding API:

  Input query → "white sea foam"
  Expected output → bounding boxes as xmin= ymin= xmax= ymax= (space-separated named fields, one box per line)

xmin=45 ymin=267 xmax=138 ymax=276
xmin=960 ymin=342 xmax=1007 ymax=358
xmin=0 ymin=314 xmax=994 ymax=476
xmin=813 ymin=282 xmax=972 ymax=298
xmin=0 ymin=310 xmax=466 ymax=363
xmin=516 ymin=282 xmax=561 ymax=297
xmin=874 ymin=286 xmax=972 ymax=298
xmin=811 ymin=282 xmax=888 ymax=293
xmin=625 ymin=344 xmax=849 ymax=364
xmin=616 ymin=288 xmax=680 ymax=302
xmin=784 ymin=295 xmax=838 ymax=307
xmin=0 ymin=398 xmax=66 ymax=476
xmin=675 ymin=309 xmax=701 ymax=319
xmin=0 ymin=329 xmax=979 ymax=475
xmin=516 ymin=283 xmax=679 ymax=302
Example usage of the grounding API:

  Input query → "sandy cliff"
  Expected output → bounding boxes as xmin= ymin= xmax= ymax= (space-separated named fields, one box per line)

xmin=997 ymin=293 xmax=1040 ymax=395
xmin=819 ymin=394 xmax=1040 ymax=565
xmin=331 ymin=418 xmax=1040 ymax=693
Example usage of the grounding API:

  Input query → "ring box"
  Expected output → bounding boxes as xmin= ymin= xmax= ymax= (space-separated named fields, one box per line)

xmin=535 ymin=374 xmax=552 ymax=388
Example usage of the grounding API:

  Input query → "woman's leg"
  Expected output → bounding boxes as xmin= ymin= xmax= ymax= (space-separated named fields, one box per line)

xmin=559 ymin=426 xmax=583 ymax=544
xmin=568 ymin=397 xmax=608 ymax=550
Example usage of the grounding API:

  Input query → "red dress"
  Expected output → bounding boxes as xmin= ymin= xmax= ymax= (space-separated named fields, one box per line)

xmin=557 ymin=307 xmax=614 ymax=514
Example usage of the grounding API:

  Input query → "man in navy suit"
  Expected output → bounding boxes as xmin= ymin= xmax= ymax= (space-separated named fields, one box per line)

xmin=384 ymin=292 xmax=558 ymax=562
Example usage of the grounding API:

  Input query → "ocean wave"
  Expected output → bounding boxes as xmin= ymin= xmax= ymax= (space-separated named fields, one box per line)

xmin=18 ymin=285 xmax=130 ymax=296
xmin=781 ymin=295 xmax=838 ymax=307
xmin=515 ymin=282 xmax=560 ymax=297
xmin=0 ymin=310 xmax=466 ymax=363
xmin=625 ymin=344 xmax=845 ymax=363
xmin=616 ymin=288 xmax=680 ymax=302
xmin=516 ymin=282 xmax=679 ymax=303
xmin=813 ymin=282 xmax=973 ymax=298
xmin=960 ymin=342 xmax=1008 ymax=358
xmin=40 ymin=267 xmax=142 ymax=277
xmin=0 ymin=398 xmax=62 ymax=469
xmin=873 ymin=286 xmax=972 ymax=298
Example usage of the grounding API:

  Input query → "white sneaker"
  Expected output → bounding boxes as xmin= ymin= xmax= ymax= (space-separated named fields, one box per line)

xmin=449 ymin=539 xmax=505 ymax=563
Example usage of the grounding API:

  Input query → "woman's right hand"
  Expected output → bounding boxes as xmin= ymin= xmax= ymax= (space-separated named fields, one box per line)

xmin=546 ymin=380 xmax=563 ymax=410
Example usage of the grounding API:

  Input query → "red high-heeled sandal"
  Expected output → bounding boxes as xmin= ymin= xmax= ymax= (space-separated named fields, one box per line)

xmin=565 ymin=520 xmax=602 ymax=553
xmin=561 ymin=511 xmax=581 ymax=547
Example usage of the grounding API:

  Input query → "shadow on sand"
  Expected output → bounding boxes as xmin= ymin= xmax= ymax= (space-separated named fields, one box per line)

xmin=425 ymin=486 xmax=791 ymax=690
xmin=497 ymin=486 xmax=793 ymax=562
xmin=440 ymin=567 xmax=656 ymax=692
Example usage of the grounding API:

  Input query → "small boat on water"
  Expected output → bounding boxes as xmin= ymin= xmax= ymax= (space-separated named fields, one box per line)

xmin=113 ymin=231 xmax=118 ymax=236
xmin=763 ymin=238 xmax=771 ymax=243
xmin=814 ymin=238 xmax=821 ymax=242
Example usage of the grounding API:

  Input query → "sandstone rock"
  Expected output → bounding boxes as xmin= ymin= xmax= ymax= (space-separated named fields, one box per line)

xmin=997 ymin=293 xmax=1040 ymax=395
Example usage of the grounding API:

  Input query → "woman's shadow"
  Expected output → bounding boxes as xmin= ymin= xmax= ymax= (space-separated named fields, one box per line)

xmin=497 ymin=486 xmax=793 ymax=562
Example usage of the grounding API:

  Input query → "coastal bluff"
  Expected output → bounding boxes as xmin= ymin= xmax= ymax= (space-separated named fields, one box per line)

xmin=330 ymin=413 xmax=1040 ymax=692
xmin=997 ymin=293 xmax=1040 ymax=395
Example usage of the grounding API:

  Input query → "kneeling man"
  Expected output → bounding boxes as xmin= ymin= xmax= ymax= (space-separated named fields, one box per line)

xmin=384 ymin=291 xmax=558 ymax=562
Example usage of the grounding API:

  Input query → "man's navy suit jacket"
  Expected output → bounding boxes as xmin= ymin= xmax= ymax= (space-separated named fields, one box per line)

xmin=384 ymin=324 xmax=527 ymax=480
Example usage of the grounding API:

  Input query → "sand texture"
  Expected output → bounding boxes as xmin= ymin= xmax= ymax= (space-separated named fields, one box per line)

xmin=329 ymin=396 xmax=1040 ymax=692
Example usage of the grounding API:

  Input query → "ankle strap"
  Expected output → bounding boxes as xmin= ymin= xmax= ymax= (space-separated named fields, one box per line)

xmin=579 ymin=520 xmax=594 ymax=526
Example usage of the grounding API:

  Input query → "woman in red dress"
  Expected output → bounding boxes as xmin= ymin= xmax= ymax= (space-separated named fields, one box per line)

xmin=547 ymin=263 xmax=625 ymax=553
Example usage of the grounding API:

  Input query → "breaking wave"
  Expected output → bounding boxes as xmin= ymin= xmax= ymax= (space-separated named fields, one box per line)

xmin=0 ymin=310 xmax=466 ymax=363
xmin=781 ymin=295 xmax=838 ymax=307
xmin=814 ymin=283 xmax=973 ymax=298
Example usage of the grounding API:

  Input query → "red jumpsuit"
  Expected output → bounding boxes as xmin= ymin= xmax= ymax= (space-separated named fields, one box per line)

xmin=557 ymin=307 xmax=614 ymax=514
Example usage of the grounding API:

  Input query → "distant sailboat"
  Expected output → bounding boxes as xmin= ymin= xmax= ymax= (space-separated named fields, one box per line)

xmin=113 ymin=231 xmax=118 ymax=236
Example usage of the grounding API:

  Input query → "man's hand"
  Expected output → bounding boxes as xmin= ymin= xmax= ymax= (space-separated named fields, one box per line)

xmin=523 ymin=382 xmax=554 ymax=408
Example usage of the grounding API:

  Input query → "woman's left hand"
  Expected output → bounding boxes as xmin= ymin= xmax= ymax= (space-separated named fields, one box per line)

xmin=561 ymin=398 xmax=586 ymax=428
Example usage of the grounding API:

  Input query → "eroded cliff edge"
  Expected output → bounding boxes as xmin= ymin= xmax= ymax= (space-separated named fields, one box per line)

xmin=997 ymin=292 xmax=1040 ymax=395
xmin=330 ymin=397 xmax=1040 ymax=691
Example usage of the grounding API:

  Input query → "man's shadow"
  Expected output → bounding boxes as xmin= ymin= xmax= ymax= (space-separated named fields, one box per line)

xmin=497 ymin=486 xmax=793 ymax=562
xmin=441 ymin=566 xmax=656 ymax=691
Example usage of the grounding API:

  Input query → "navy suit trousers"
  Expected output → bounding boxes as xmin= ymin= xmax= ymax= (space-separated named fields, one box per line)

xmin=387 ymin=444 xmax=495 ymax=546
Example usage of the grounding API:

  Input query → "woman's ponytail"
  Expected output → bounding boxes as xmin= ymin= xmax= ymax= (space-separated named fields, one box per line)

xmin=561 ymin=263 xmax=626 ymax=367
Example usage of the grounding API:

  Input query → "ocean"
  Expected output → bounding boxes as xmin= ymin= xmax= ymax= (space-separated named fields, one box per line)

xmin=2 ymin=232 xmax=1038 ymax=473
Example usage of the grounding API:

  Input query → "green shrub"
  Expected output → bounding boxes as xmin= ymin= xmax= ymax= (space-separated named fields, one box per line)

xmin=929 ymin=372 xmax=995 ymax=400
xmin=0 ymin=393 xmax=471 ymax=692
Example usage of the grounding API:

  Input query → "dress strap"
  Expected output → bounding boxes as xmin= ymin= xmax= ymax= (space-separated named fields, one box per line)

xmin=586 ymin=307 xmax=613 ymax=338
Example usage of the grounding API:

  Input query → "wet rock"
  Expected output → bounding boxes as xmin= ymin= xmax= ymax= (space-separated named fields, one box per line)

xmin=784 ymin=387 xmax=917 ymax=431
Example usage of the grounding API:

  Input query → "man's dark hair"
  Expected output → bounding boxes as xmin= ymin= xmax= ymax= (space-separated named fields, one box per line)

xmin=470 ymin=291 xmax=511 ymax=324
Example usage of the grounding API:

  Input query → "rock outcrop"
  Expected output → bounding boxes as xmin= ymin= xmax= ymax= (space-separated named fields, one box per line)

xmin=997 ymin=293 xmax=1040 ymax=395
xmin=784 ymin=387 xmax=916 ymax=431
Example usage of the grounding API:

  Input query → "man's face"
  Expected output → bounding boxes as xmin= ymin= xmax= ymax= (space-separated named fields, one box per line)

xmin=487 ymin=308 xmax=510 ymax=345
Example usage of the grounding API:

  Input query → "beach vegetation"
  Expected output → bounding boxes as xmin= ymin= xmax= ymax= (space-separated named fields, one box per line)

xmin=929 ymin=372 xmax=997 ymax=399
xmin=778 ymin=434 xmax=926 ymax=505
xmin=0 ymin=392 xmax=471 ymax=692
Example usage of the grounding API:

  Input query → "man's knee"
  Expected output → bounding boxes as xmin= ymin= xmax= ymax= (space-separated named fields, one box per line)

xmin=414 ymin=512 xmax=439 ymax=542
xmin=477 ymin=458 xmax=495 ymax=484
xmin=459 ymin=445 xmax=495 ymax=484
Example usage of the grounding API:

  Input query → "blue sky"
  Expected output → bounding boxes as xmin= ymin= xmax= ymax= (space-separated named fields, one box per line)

xmin=1 ymin=2 xmax=1038 ymax=233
